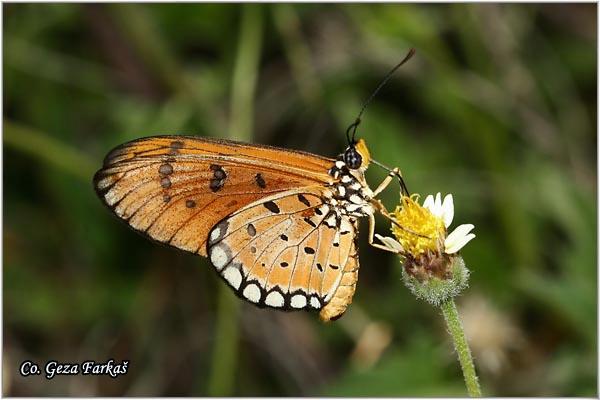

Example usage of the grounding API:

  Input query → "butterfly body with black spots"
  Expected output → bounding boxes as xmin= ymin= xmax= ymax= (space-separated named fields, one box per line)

xmin=94 ymin=135 xmax=392 ymax=321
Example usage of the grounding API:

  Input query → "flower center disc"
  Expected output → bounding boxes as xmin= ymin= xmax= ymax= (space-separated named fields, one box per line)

xmin=391 ymin=195 xmax=445 ymax=257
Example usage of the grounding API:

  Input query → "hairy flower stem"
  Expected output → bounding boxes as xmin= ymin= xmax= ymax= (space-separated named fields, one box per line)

xmin=441 ymin=299 xmax=482 ymax=397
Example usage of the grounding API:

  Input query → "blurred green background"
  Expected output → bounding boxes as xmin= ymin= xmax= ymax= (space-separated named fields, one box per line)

xmin=3 ymin=3 xmax=596 ymax=396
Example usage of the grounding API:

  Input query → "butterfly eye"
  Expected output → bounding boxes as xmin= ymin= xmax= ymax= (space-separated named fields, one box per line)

xmin=343 ymin=147 xmax=362 ymax=169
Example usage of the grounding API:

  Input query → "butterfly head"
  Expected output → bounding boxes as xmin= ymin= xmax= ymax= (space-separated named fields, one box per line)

xmin=343 ymin=138 xmax=371 ymax=170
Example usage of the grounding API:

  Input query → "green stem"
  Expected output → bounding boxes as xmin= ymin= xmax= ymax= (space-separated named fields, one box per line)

xmin=207 ymin=287 xmax=242 ymax=396
xmin=441 ymin=299 xmax=482 ymax=397
xmin=207 ymin=5 xmax=263 ymax=396
xmin=228 ymin=5 xmax=263 ymax=142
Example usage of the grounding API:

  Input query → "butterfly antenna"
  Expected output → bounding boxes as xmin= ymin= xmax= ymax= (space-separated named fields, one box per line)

xmin=371 ymin=158 xmax=410 ymax=196
xmin=345 ymin=48 xmax=416 ymax=144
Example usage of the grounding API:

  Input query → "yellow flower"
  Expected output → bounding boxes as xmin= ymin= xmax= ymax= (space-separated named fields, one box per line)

xmin=390 ymin=194 xmax=445 ymax=256
xmin=375 ymin=192 xmax=476 ymax=300
xmin=376 ymin=193 xmax=475 ymax=258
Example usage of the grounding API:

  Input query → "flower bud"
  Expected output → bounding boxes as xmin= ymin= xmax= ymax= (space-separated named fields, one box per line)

xmin=401 ymin=255 xmax=470 ymax=307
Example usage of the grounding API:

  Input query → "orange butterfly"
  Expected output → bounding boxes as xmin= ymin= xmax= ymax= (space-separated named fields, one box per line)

xmin=94 ymin=50 xmax=415 ymax=322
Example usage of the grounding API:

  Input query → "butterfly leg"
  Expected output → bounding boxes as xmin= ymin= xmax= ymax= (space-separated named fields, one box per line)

xmin=366 ymin=213 xmax=401 ymax=253
xmin=371 ymin=167 xmax=406 ymax=198
xmin=368 ymin=198 xmax=429 ymax=253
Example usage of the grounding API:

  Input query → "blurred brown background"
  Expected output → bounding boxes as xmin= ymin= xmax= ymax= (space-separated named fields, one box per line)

xmin=3 ymin=3 xmax=596 ymax=396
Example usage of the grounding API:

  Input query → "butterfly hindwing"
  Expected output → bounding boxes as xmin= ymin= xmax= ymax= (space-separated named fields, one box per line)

xmin=207 ymin=189 xmax=360 ymax=314
xmin=94 ymin=136 xmax=334 ymax=256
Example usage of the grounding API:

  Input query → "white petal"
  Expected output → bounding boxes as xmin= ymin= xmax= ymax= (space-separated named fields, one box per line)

xmin=375 ymin=234 xmax=403 ymax=253
xmin=445 ymin=233 xmax=476 ymax=254
xmin=426 ymin=192 xmax=444 ymax=217
xmin=446 ymin=224 xmax=475 ymax=241
xmin=441 ymin=194 xmax=454 ymax=228
xmin=423 ymin=194 xmax=435 ymax=211
xmin=444 ymin=224 xmax=475 ymax=254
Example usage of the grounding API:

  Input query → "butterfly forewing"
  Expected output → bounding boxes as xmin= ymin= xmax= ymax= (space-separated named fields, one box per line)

xmin=94 ymin=136 xmax=334 ymax=256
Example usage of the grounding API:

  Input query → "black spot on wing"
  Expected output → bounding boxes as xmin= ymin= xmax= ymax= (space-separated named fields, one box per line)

xmin=160 ymin=177 xmax=172 ymax=188
xmin=159 ymin=163 xmax=173 ymax=175
xmin=303 ymin=217 xmax=317 ymax=228
xmin=304 ymin=247 xmax=315 ymax=254
xmin=264 ymin=201 xmax=280 ymax=213
xmin=209 ymin=164 xmax=227 ymax=192
xmin=255 ymin=173 xmax=266 ymax=188
xmin=185 ymin=200 xmax=196 ymax=208
xmin=297 ymin=194 xmax=311 ymax=207
xmin=210 ymin=178 xmax=225 ymax=192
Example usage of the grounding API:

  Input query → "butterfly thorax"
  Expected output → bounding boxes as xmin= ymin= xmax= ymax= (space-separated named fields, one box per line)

xmin=326 ymin=158 xmax=375 ymax=218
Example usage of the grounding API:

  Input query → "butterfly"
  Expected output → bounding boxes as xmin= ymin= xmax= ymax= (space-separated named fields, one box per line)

xmin=93 ymin=50 xmax=416 ymax=322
